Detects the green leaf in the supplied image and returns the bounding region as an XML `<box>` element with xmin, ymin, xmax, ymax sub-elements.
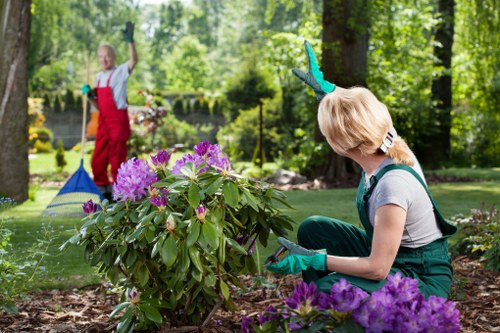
<box><xmin>241</xmin><ymin>189</ymin><xmax>260</xmax><ymax>211</ymax></box>
<box><xmin>219</xmin><ymin>280</ymin><xmax>230</xmax><ymax>300</ymax></box>
<box><xmin>204</xmin><ymin>273</ymin><xmax>216</xmax><ymax>288</ymax></box>
<box><xmin>139</xmin><ymin>211</ymin><xmax>156</xmax><ymax>225</ymax></box>
<box><xmin>204</xmin><ymin>176</ymin><xmax>224</xmax><ymax>195</ymax></box>
<box><xmin>116</xmin><ymin>308</ymin><xmax>134</xmax><ymax>333</ymax></box>
<box><xmin>188</xmin><ymin>183</ymin><xmax>201</xmax><ymax>208</ymax></box>
<box><xmin>201</xmin><ymin>221</ymin><xmax>219</xmax><ymax>250</ymax></box>
<box><xmin>126</xmin><ymin>249</ymin><xmax>137</xmax><ymax>267</ymax></box>
<box><xmin>161</xmin><ymin>235</ymin><xmax>178</xmax><ymax>267</ymax></box>
<box><xmin>135</xmin><ymin>264</ymin><xmax>149</xmax><ymax>286</ymax></box>
<box><xmin>126</xmin><ymin>227</ymin><xmax>144</xmax><ymax>243</ymax></box>
<box><xmin>151</xmin><ymin>234</ymin><xmax>166</xmax><ymax>258</ymax></box>
<box><xmin>218</xmin><ymin>235</ymin><xmax>226</xmax><ymax>263</ymax></box>
<box><xmin>186</xmin><ymin>221</ymin><xmax>201</xmax><ymax>247</ymax></box>
<box><xmin>139</xmin><ymin>304</ymin><xmax>163</xmax><ymax>324</ymax></box>
<box><xmin>226</xmin><ymin>238</ymin><xmax>248</xmax><ymax>255</ymax></box>
<box><xmin>223</xmin><ymin>181</ymin><xmax>239</xmax><ymax>208</ymax></box>
<box><xmin>188</xmin><ymin>246</ymin><xmax>203</xmax><ymax>272</ymax></box>
<box><xmin>110</xmin><ymin>302</ymin><xmax>131</xmax><ymax>319</ymax></box>
<box><xmin>168</xmin><ymin>179</ymin><xmax>190</xmax><ymax>190</ymax></box>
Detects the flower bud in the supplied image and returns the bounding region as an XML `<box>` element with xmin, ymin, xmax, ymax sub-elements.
<box><xmin>195</xmin><ymin>204</ymin><xmax>207</xmax><ymax>222</ymax></box>
<box><xmin>82</xmin><ymin>199</ymin><xmax>98</xmax><ymax>215</ymax></box>
<box><xmin>165</xmin><ymin>215</ymin><xmax>176</xmax><ymax>233</ymax></box>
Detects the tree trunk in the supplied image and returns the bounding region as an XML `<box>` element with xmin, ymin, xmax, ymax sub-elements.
<box><xmin>0</xmin><ymin>0</ymin><xmax>31</xmax><ymax>202</ymax></box>
<box><xmin>422</xmin><ymin>0</ymin><xmax>454</xmax><ymax>168</ymax></box>
<box><xmin>312</xmin><ymin>0</ymin><xmax>369</xmax><ymax>181</ymax></box>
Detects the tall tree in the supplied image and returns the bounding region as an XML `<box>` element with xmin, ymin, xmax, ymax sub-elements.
<box><xmin>314</xmin><ymin>0</ymin><xmax>370</xmax><ymax>181</ymax></box>
<box><xmin>423</xmin><ymin>0</ymin><xmax>455</xmax><ymax>168</ymax></box>
<box><xmin>0</xmin><ymin>0</ymin><xmax>31</xmax><ymax>202</ymax></box>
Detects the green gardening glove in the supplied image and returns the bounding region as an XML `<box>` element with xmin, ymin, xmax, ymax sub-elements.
<box><xmin>81</xmin><ymin>84</ymin><xmax>95</xmax><ymax>100</ymax></box>
<box><xmin>265</xmin><ymin>237</ymin><xmax>327</xmax><ymax>274</ymax></box>
<box><xmin>292</xmin><ymin>40</ymin><xmax>336</xmax><ymax>100</ymax></box>
<box><xmin>122</xmin><ymin>21</ymin><xmax>134</xmax><ymax>43</ymax></box>
<box><xmin>266</xmin><ymin>253</ymin><xmax>326</xmax><ymax>275</ymax></box>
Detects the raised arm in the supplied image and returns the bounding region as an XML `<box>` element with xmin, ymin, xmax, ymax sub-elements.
<box><xmin>123</xmin><ymin>21</ymin><xmax>138</xmax><ymax>73</ymax></box>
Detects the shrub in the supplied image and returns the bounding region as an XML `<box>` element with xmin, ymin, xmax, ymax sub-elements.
<box><xmin>55</xmin><ymin>139</ymin><xmax>67</xmax><ymax>172</ymax></box>
<box><xmin>451</xmin><ymin>205</ymin><xmax>499</xmax><ymax>271</ymax></box>
<box><xmin>243</xmin><ymin>273</ymin><xmax>461</xmax><ymax>333</ymax></box>
<box><xmin>63</xmin><ymin>142</ymin><xmax>294</xmax><ymax>331</ymax></box>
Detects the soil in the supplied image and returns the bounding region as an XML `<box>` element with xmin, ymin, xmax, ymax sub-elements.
<box><xmin>0</xmin><ymin>256</ymin><xmax>498</xmax><ymax>333</ymax></box>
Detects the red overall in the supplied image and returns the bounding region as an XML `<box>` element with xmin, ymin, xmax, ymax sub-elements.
<box><xmin>91</xmin><ymin>69</ymin><xmax>131</xmax><ymax>187</ymax></box>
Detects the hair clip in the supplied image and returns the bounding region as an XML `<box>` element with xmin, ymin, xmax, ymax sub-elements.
<box><xmin>379</xmin><ymin>126</ymin><xmax>397</xmax><ymax>153</ymax></box>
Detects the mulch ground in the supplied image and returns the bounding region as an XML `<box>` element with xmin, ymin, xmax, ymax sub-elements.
<box><xmin>0</xmin><ymin>256</ymin><xmax>498</xmax><ymax>333</ymax></box>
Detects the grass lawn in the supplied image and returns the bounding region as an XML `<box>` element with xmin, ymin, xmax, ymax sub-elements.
<box><xmin>3</xmin><ymin>157</ymin><xmax>499</xmax><ymax>290</ymax></box>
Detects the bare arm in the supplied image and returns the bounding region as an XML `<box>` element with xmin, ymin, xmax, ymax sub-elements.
<box><xmin>127</xmin><ymin>42</ymin><xmax>138</xmax><ymax>73</ymax></box>
<box><xmin>325</xmin><ymin>204</ymin><xmax>406</xmax><ymax>280</ymax></box>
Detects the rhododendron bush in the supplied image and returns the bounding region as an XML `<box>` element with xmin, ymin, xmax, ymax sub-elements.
<box><xmin>62</xmin><ymin>142</ymin><xmax>293</xmax><ymax>331</ymax></box>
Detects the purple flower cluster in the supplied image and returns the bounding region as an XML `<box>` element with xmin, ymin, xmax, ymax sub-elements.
<box><xmin>329</xmin><ymin>278</ymin><xmax>369</xmax><ymax>312</ymax></box>
<box><xmin>352</xmin><ymin>272</ymin><xmax>461</xmax><ymax>333</ymax></box>
<box><xmin>242</xmin><ymin>273</ymin><xmax>461</xmax><ymax>333</ymax></box>
<box><xmin>171</xmin><ymin>141</ymin><xmax>231</xmax><ymax>175</ymax></box>
<box><xmin>150</xmin><ymin>149</ymin><xmax>171</xmax><ymax>167</ymax></box>
<box><xmin>82</xmin><ymin>199</ymin><xmax>98</xmax><ymax>215</ymax></box>
<box><xmin>113</xmin><ymin>158</ymin><xmax>158</xmax><ymax>202</ymax></box>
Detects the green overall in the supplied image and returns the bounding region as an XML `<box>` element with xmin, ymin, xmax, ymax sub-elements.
<box><xmin>297</xmin><ymin>164</ymin><xmax>457</xmax><ymax>298</ymax></box>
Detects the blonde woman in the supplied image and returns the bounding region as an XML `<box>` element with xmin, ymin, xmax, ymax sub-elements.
<box><xmin>266</xmin><ymin>41</ymin><xmax>456</xmax><ymax>298</ymax></box>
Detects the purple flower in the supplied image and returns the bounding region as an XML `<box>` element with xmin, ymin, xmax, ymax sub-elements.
<box><xmin>235</xmin><ymin>233</ymin><xmax>250</xmax><ymax>246</ymax></box>
<box><xmin>171</xmin><ymin>153</ymin><xmax>205</xmax><ymax>175</ymax></box>
<box><xmin>173</xmin><ymin>141</ymin><xmax>232</xmax><ymax>175</ymax></box>
<box><xmin>150</xmin><ymin>149</ymin><xmax>171</xmax><ymax>166</ymax></box>
<box><xmin>329</xmin><ymin>278</ymin><xmax>369</xmax><ymax>312</ymax></box>
<box><xmin>113</xmin><ymin>158</ymin><xmax>158</xmax><ymax>202</ymax></box>
<box><xmin>82</xmin><ymin>199</ymin><xmax>98</xmax><ymax>215</ymax></box>
<box><xmin>195</xmin><ymin>204</ymin><xmax>207</xmax><ymax>221</ymax></box>
<box><xmin>127</xmin><ymin>288</ymin><xmax>140</xmax><ymax>304</ymax></box>
<box><xmin>257</xmin><ymin>305</ymin><xmax>278</xmax><ymax>325</ymax></box>
<box><xmin>149</xmin><ymin>187</ymin><xmax>169</xmax><ymax>209</ymax></box>
<box><xmin>285</xmin><ymin>282</ymin><xmax>331</xmax><ymax>314</ymax></box>
<box><xmin>194</xmin><ymin>141</ymin><xmax>211</xmax><ymax>156</ymax></box>
<box><xmin>351</xmin><ymin>273</ymin><xmax>461</xmax><ymax>333</ymax></box>
<box><xmin>241</xmin><ymin>316</ymin><xmax>253</xmax><ymax>333</ymax></box>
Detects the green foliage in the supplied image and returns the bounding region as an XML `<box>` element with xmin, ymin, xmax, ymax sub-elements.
<box><xmin>451</xmin><ymin>0</ymin><xmax>500</xmax><ymax>167</ymax></box>
<box><xmin>276</xmin><ymin>128</ymin><xmax>329</xmax><ymax>175</ymax></box>
<box><xmin>368</xmin><ymin>1</ymin><xmax>436</xmax><ymax>152</ymax></box>
<box><xmin>172</xmin><ymin>98</ymin><xmax>185</xmax><ymax>116</ymax></box>
<box><xmin>225</xmin><ymin>61</ymin><xmax>276</xmax><ymax>121</ymax></box>
<box><xmin>155</xmin><ymin>113</ymin><xmax>199</xmax><ymax>149</ymax></box>
<box><xmin>0</xmin><ymin>198</ymin><xmax>54</xmax><ymax>313</ymax></box>
<box><xmin>53</xmin><ymin>94</ymin><xmax>63</xmax><ymax>113</ymax></box>
<box><xmin>63</xmin><ymin>89</ymin><xmax>76</xmax><ymax>112</ymax></box>
<box><xmin>55</xmin><ymin>139</ymin><xmax>67</xmax><ymax>172</ymax></box>
<box><xmin>30</xmin><ymin>127</ymin><xmax>54</xmax><ymax>153</ymax></box>
<box><xmin>63</xmin><ymin>162</ymin><xmax>294</xmax><ymax>329</ymax></box>
<box><xmin>217</xmin><ymin>107</ymin><xmax>282</xmax><ymax>162</ymax></box>
<box><xmin>166</xmin><ymin>36</ymin><xmax>211</xmax><ymax>91</ymax></box>
<box><xmin>451</xmin><ymin>205</ymin><xmax>499</xmax><ymax>271</ymax></box>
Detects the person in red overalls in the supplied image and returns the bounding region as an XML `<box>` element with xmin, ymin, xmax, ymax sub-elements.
<box><xmin>82</xmin><ymin>21</ymin><xmax>138</xmax><ymax>201</ymax></box>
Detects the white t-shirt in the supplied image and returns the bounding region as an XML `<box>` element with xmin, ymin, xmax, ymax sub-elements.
<box><xmin>365</xmin><ymin>155</ymin><xmax>443</xmax><ymax>248</ymax></box>
<box><xmin>95</xmin><ymin>62</ymin><xmax>131</xmax><ymax>110</ymax></box>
